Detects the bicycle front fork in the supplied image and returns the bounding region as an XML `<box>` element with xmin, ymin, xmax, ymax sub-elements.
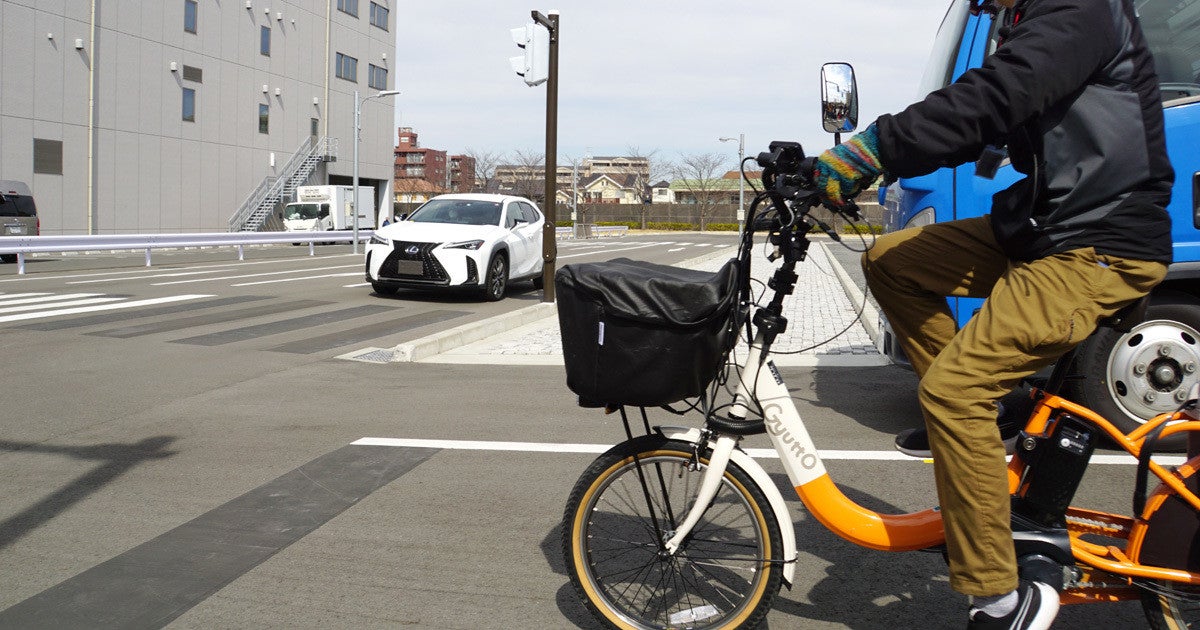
<box><xmin>662</xmin><ymin>433</ymin><xmax>739</xmax><ymax>554</ymax></box>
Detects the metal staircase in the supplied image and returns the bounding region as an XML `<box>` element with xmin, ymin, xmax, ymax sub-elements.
<box><xmin>228</xmin><ymin>136</ymin><xmax>339</xmax><ymax>232</ymax></box>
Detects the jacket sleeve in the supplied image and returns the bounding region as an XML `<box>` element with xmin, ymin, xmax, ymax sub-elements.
<box><xmin>875</xmin><ymin>0</ymin><xmax>1121</xmax><ymax>178</ymax></box>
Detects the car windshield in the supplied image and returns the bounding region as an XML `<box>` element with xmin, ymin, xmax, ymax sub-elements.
<box><xmin>286</xmin><ymin>203</ymin><xmax>324</xmax><ymax>220</ymax></box>
<box><xmin>407</xmin><ymin>199</ymin><xmax>502</xmax><ymax>226</ymax></box>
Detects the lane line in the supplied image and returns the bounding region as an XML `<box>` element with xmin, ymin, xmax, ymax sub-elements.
<box><xmin>351</xmin><ymin>437</ymin><xmax>1186</xmax><ymax>466</ymax></box>
<box><xmin>667</xmin><ymin>247</ymin><xmax>685</xmax><ymax>252</ymax></box>
<box><xmin>231</xmin><ymin>271</ymin><xmax>362</xmax><ymax>287</ymax></box>
<box><xmin>151</xmin><ymin>264</ymin><xmax>361</xmax><ymax>286</ymax></box>
<box><xmin>0</xmin><ymin>294</ymin><xmax>214</xmax><ymax>324</ymax></box>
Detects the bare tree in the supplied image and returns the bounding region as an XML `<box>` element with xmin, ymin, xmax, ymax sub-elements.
<box><xmin>507</xmin><ymin>148</ymin><xmax>545</xmax><ymax>203</ymax></box>
<box><xmin>463</xmin><ymin>148</ymin><xmax>503</xmax><ymax>193</ymax></box>
<box><xmin>625</xmin><ymin>145</ymin><xmax>666</xmax><ymax>229</ymax></box>
<box><xmin>666</xmin><ymin>152</ymin><xmax>730</xmax><ymax>231</ymax></box>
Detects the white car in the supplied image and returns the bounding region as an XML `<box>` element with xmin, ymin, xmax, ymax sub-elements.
<box><xmin>365</xmin><ymin>194</ymin><xmax>545</xmax><ymax>301</ymax></box>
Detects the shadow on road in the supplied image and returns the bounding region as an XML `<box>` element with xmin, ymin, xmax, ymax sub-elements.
<box><xmin>0</xmin><ymin>436</ymin><xmax>177</xmax><ymax>550</ymax></box>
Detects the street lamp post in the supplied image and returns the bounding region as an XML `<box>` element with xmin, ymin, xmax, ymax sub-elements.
<box><xmin>719</xmin><ymin>133</ymin><xmax>745</xmax><ymax>234</ymax></box>
<box><xmin>353</xmin><ymin>89</ymin><xmax>401</xmax><ymax>254</ymax></box>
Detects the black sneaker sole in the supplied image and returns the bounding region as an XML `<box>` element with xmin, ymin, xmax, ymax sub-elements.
<box><xmin>894</xmin><ymin>427</ymin><xmax>1019</xmax><ymax>458</ymax></box>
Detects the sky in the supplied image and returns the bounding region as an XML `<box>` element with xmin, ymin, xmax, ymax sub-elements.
<box><xmin>391</xmin><ymin>1</ymin><xmax>953</xmax><ymax>171</ymax></box>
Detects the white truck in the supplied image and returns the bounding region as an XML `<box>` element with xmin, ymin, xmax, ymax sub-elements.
<box><xmin>281</xmin><ymin>185</ymin><xmax>374</xmax><ymax>232</ymax></box>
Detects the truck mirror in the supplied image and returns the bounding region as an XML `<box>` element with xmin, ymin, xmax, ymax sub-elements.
<box><xmin>820</xmin><ymin>62</ymin><xmax>859</xmax><ymax>136</ymax></box>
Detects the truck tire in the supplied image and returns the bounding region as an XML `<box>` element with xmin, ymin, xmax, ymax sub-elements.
<box><xmin>1064</xmin><ymin>291</ymin><xmax>1200</xmax><ymax>451</ymax></box>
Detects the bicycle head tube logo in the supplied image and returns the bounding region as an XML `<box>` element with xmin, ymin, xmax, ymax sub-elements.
<box><xmin>767</xmin><ymin>361</ymin><xmax>784</xmax><ymax>385</ymax></box>
<box><xmin>763</xmin><ymin>402</ymin><xmax>819</xmax><ymax>470</ymax></box>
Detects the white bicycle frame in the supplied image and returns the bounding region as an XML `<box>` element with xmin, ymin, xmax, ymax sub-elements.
<box><xmin>659</xmin><ymin>329</ymin><xmax>946</xmax><ymax>585</ymax></box>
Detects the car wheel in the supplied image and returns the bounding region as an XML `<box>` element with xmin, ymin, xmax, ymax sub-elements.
<box><xmin>371</xmin><ymin>282</ymin><xmax>399</xmax><ymax>296</ymax></box>
<box><xmin>532</xmin><ymin>267</ymin><xmax>545</xmax><ymax>291</ymax></box>
<box><xmin>483</xmin><ymin>253</ymin><xmax>507</xmax><ymax>302</ymax></box>
<box><xmin>1064</xmin><ymin>291</ymin><xmax>1200</xmax><ymax>451</ymax></box>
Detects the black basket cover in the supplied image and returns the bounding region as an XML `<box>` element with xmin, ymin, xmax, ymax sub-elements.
<box><xmin>555</xmin><ymin>257</ymin><xmax>740</xmax><ymax>407</ymax></box>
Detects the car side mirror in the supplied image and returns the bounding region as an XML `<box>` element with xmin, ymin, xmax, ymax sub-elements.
<box><xmin>820</xmin><ymin>62</ymin><xmax>859</xmax><ymax>139</ymax></box>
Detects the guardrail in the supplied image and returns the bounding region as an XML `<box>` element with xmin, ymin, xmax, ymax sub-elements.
<box><xmin>0</xmin><ymin>230</ymin><xmax>374</xmax><ymax>275</ymax></box>
<box><xmin>555</xmin><ymin>225</ymin><xmax>628</xmax><ymax>239</ymax></box>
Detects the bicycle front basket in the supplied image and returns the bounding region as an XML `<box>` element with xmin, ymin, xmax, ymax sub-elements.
<box><xmin>555</xmin><ymin>257</ymin><xmax>741</xmax><ymax>408</ymax></box>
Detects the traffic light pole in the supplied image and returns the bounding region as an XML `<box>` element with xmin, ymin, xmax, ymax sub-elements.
<box><xmin>533</xmin><ymin>10</ymin><xmax>558</xmax><ymax>303</ymax></box>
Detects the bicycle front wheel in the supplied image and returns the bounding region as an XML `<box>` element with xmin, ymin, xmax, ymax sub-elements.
<box><xmin>562</xmin><ymin>436</ymin><xmax>784</xmax><ymax>629</ymax></box>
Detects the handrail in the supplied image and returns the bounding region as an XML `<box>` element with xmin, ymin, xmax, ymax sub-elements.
<box><xmin>0</xmin><ymin>230</ymin><xmax>374</xmax><ymax>275</ymax></box>
<box><xmin>227</xmin><ymin>136</ymin><xmax>335</xmax><ymax>232</ymax></box>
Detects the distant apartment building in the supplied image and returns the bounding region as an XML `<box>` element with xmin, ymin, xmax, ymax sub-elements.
<box><xmin>494</xmin><ymin>156</ymin><xmax>651</xmax><ymax>203</ymax></box>
<box><xmin>392</xmin><ymin>127</ymin><xmax>475</xmax><ymax>198</ymax></box>
<box><xmin>0</xmin><ymin>0</ymin><xmax>398</xmax><ymax>234</ymax></box>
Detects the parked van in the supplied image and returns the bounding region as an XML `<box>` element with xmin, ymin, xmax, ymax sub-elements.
<box><xmin>0</xmin><ymin>181</ymin><xmax>39</xmax><ymax>263</ymax></box>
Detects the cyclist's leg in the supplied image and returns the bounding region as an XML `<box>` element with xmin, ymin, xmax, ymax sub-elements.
<box><xmin>861</xmin><ymin>216</ymin><xmax>1006</xmax><ymax>377</ymax></box>
<box><xmin>919</xmin><ymin>247</ymin><xmax>1167</xmax><ymax>597</ymax></box>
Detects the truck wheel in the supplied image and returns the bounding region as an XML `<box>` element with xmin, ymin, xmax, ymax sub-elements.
<box><xmin>1064</xmin><ymin>291</ymin><xmax>1200</xmax><ymax>451</ymax></box>
<box><xmin>483</xmin><ymin>253</ymin><xmax>507</xmax><ymax>302</ymax></box>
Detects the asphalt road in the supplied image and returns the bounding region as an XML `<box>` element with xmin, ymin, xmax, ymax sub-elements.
<box><xmin>0</xmin><ymin>234</ymin><xmax>1165</xmax><ymax>629</ymax></box>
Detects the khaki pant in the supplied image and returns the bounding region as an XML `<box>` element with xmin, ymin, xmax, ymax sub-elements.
<box><xmin>862</xmin><ymin>215</ymin><xmax>1166</xmax><ymax>596</ymax></box>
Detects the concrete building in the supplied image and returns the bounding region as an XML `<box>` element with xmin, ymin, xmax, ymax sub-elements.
<box><xmin>0</xmin><ymin>0</ymin><xmax>398</xmax><ymax>234</ymax></box>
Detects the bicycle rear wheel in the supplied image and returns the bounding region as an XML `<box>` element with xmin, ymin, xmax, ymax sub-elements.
<box><xmin>1134</xmin><ymin>462</ymin><xmax>1200</xmax><ymax>629</ymax></box>
<box><xmin>561</xmin><ymin>435</ymin><xmax>783</xmax><ymax>629</ymax></box>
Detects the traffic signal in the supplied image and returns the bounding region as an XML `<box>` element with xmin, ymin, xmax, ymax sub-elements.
<box><xmin>509</xmin><ymin>23</ymin><xmax>548</xmax><ymax>87</ymax></box>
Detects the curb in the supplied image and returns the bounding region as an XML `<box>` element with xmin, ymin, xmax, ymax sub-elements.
<box><xmin>817</xmin><ymin>241</ymin><xmax>880</xmax><ymax>344</ymax></box>
<box><xmin>388</xmin><ymin>302</ymin><xmax>558</xmax><ymax>362</ymax></box>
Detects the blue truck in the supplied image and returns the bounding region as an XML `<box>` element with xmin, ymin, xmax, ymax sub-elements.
<box><xmin>878</xmin><ymin>0</ymin><xmax>1200</xmax><ymax>437</ymax></box>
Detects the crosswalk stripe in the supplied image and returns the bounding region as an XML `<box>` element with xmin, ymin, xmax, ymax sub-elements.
<box><xmin>0</xmin><ymin>296</ymin><xmax>127</xmax><ymax>315</ymax></box>
<box><xmin>0</xmin><ymin>295</ymin><xmax>215</xmax><ymax>324</ymax></box>
<box><xmin>0</xmin><ymin>293</ymin><xmax>99</xmax><ymax>306</ymax></box>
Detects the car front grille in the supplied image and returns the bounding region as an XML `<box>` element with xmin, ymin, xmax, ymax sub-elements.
<box><xmin>378</xmin><ymin>241</ymin><xmax>448</xmax><ymax>282</ymax></box>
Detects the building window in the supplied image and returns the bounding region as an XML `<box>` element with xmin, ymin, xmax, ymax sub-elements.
<box><xmin>260</xmin><ymin>26</ymin><xmax>270</xmax><ymax>56</ymax></box>
<box><xmin>335</xmin><ymin>52</ymin><xmax>357</xmax><ymax>81</ymax></box>
<box><xmin>311</xmin><ymin>117</ymin><xmax>319</xmax><ymax>137</ymax></box>
<box><xmin>182</xmin><ymin>88</ymin><xmax>196</xmax><ymax>121</ymax></box>
<box><xmin>337</xmin><ymin>0</ymin><xmax>358</xmax><ymax>17</ymax></box>
<box><xmin>368</xmin><ymin>64</ymin><xmax>387</xmax><ymax>90</ymax></box>
<box><xmin>184</xmin><ymin>0</ymin><xmax>198</xmax><ymax>33</ymax></box>
<box><xmin>33</xmin><ymin>139</ymin><xmax>63</xmax><ymax>175</ymax></box>
<box><xmin>258</xmin><ymin>104</ymin><xmax>269</xmax><ymax>134</ymax></box>
<box><xmin>369</xmin><ymin>2</ymin><xmax>388</xmax><ymax>30</ymax></box>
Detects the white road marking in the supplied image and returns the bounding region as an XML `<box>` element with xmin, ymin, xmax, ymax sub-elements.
<box><xmin>343</xmin><ymin>282</ymin><xmax>371</xmax><ymax>288</ymax></box>
<box><xmin>351</xmin><ymin>437</ymin><xmax>1185</xmax><ymax>465</ymax></box>
<box><xmin>68</xmin><ymin>270</ymin><xmax>229</xmax><ymax>284</ymax></box>
<box><xmin>558</xmin><ymin>242</ymin><xmax>673</xmax><ymax>260</ymax></box>
<box><xmin>0</xmin><ymin>294</ymin><xmax>214</xmax><ymax>323</ymax></box>
<box><xmin>667</xmin><ymin>247</ymin><xmax>685</xmax><ymax>252</ymax></box>
<box><xmin>232</xmin><ymin>272</ymin><xmax>362</xmax><ymax>287</ymax></box>
<box><xmin>151</xmin><ymin>264</ymin><xmax>361</xmax><ymax>286</ymax></box>
<box><xmin>0</xmin><ymin>296</ymin><xmax>126</xmax><ymax>314</ymax></box>
<box><xmin>0</xmin><ymin>292</ymin><xmax>104</xmax><ymax>306</ymax></box>
<box><xmin>0</xmin><ymin>254</ymin><xmax>361</xmax><ymax>283</ymax></box>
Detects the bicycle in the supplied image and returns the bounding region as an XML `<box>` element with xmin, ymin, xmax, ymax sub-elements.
<box><xmin>557</xmin><ymin>140</ymin><xmax>1200</xmax><ymax>629</ymax></box>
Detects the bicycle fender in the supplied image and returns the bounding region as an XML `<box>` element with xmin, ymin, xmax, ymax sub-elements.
<box><xmin>658</xmin><ymin>425</ymin><xmax>799</xmax><ymax>587</ymax></box>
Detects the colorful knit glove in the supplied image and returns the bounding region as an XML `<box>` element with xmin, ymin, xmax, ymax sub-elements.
<box><xmin>813</xmin><ymin>123</ymin><xmax>884</xmax><ymax>209</ymax></box>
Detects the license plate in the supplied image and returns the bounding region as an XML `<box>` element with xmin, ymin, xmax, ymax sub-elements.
<box><xmin>5</xmin><ymin>226</ymin><xmax>22</xmax><ymax>235</ymax></box>
<box><xmin>397</xmin><ymin>260</ymin><xmax>424</xmax><ymax>275</ymax></box>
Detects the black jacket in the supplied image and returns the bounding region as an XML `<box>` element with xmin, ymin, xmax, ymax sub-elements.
<box><xmin>876</xmin><ymin>0</ymin><xmax>1173</xmax><ymax>263</ymax></box>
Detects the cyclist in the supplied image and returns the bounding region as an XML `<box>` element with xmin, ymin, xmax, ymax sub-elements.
<box><xmin>813</xmin><ymin>0</ymin><xmax>1173</xmax><ymax>627</ymax></box>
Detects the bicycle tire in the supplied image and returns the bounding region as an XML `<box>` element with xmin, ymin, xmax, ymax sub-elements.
<box><xmin>1135</xmin><ymin>462</ymin><xmax>1200</xmax><ymax>629</ymax></box>
<box><xmin>561</xmin><ymin>435</ymin><xmax>784</xmax><ymax>629</ymax></box>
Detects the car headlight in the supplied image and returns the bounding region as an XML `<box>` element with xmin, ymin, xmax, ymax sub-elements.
<box><xmin>369</xmin><ymin>234</ymin><xmax>390</xmax><ymax>246</ymax></box>
<box><xmin>444</xmin><ymin>239</ymin><xmax>485</xmax><ymax>250</ymax></box>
